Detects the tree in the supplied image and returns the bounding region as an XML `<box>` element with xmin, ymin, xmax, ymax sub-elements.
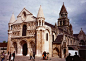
<box><xmin>3</xmin><ymin>41</ymin><xmax>7</xmax><ymax>43</ymax></box>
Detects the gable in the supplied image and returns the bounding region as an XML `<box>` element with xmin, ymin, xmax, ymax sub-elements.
<box><xmin>17</xmin><ymin>8</ymin><xmax>33</xmax><ymax>17</ymax></box>
<box><xmin>13</xmin><ymin>8</ymin><xmax>36</xmax><ymax>24</ymax></box>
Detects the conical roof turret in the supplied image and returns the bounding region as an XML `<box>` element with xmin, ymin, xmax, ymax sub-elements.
<box><xmin>60</xmin><ymin>2</ymin><xmax>67</xmax><ymax>14</ymax></box>
<box><xmin>9</xmin><ymin>13</ymin><xmax>16</xmax><ymax>23</ymax></box>
<box><xmin>37</xmin><ymin>5</ymin><xmax>44</xmax><ymax>18</ymax></box>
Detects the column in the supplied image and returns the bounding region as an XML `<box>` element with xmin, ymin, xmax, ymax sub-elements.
<box><xmin>17</xmin><ymin>41</ymin><xmax>22</xmax><ymax>56</ymax></box>
<box><xmin>36</xmin><ymin>30</ymin><xmax>42</xmax><ymax>56</ymax></box>
<box><xmin>38</xmin><ymin>20</ymin><xmax>39</xmax><ymax>26</ymax></box>
<box><xmin>41</xmin><ymin>20</ymin><xmax>42</xmax><ymax>26</ymax></box>
<box><xmin>62</xmin><ymin>21</ymin><xmax>63</xmax><ymax>25</ymax></box>
<box><xmin>59</xmin><ymin>21</ymin><xmax>60</xmax><ymax>26</ymax></box>
<box><xmin>27</xmin><ymin>42</ymin><xmax>31</xmax><ymax>56</ymax></box>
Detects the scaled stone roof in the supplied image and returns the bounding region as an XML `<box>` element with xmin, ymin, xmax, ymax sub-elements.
<box><xmin>45</xmin><ymin>22</ymin><xmax>55</xmax><ymax>28</ymax></box>
<box><xmin>53</xmin><ymin>35</ymin><xmax>63</xmax><ymax>44</ymax></box>
<box><xmin>37</xmin><ymin>5</ymin><xmax>44</xmax><ymax>18</ymax></box>
<box><xmin>60</xmin><ymin>3</ymin><xmax>67</xmax><ymax>14</ymax></box>
<box><xmin>9</xmin><ymin>13</ymin><xmax>16</xmax><ymax>23</ymax></box>
<box><xmin>73</xmin><ymin>34</ymin><xmax>79</xmax><ymax>39</ymax></box>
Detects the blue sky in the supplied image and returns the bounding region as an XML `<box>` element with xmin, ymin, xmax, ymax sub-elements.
<box><xmin>0</xmin><ymin>0</ymin><xmax>86</xmax><ymax>42</ymax></box>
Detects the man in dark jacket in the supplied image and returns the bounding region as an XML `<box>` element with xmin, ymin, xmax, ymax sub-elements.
<box><xmin>13</xmin><ymin>51</ymin><xmax>15</xmax><ymax>61</ymax></box>
<box><xmin>73</xmin><ymin>52</ymin><xmax>81</xmax><ymax>61</ymax></box>
<box><xmin>66</xmin><ymin>53</ymin><xmax>72</xmax><ymax>61</ymax></box>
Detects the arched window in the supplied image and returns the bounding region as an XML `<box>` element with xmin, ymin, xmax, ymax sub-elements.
<box><xmin>63</xmin><ymin>21</ymin><xmax>65</xmax><ymax>25</ymax></box>
<box><xmin>39</xmin><ymin>20</ymin><xmax>41</xmax><ymax>26</ymax></box>
<box><xmin>22</xmin><ymin>25</ymin><xmax>27</xmax><ymax>36</ymax></box>
<box><xmin>42</xmin><ymin>20</ymin><xmax>43</xmax><ymax>26</ymax></box>
<box><xmin>52</xmin><ymin>35</ymin><xmax>54</xmax><ymax>42</ymax></box>
<box><xmin>46</xmin><ymin>33</ymin><xmax>48</xmax><ymax>41</ymax></box>
<box><xmin>11</xmin><ymin>25</ymin><xmax>13</xmax><ymax>30</ymax></box>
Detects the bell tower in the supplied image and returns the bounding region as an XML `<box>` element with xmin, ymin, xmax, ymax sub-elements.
<box><xmin>58</xmin><ymin>3</ymin><xmax>70</xmax><ymax>32</ymax></box>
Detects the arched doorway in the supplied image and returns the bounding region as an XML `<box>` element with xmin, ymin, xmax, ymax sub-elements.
<box><xmin>68</xmin><ymin>47</ymin><xmax>74</xmax><ymax>50</ymax></box>
<box><xmin>23</xmin><ymin>43</ymin><xmax>27</xmax><ymax>56</ymax></box>
<box><xmin>63</xmin><ymin>49</ymin><xmax>66</xmax><ymax>57</ymax></box>
<box><xmin>13</xmin><ymin>42</ymin><xmax>17</xmax><ymax>53</ymax></box>
<box><xmin>20</xmin><ymin>40</ymin><xmax>27</xmax><ymax>56</ymax></box>
<box><xmin>80</xmin><ymin>40</ymin><xmax>85</xmax><ymax>45</ymax></box>
<box><xmin>53</xmin><ymin>47</ymin><xmax>59</xmax><ymax>57</ymax></box>
<box><xmin>22</xmin><ymin>25</ymin><xmax>27</xmax><ymax>36</ymax></box>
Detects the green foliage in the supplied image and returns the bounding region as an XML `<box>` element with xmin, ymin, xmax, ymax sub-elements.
<box><xmin>3</xmin><ymin>41</ymin><xmax>7</xmax><ymax>43</ymax></box>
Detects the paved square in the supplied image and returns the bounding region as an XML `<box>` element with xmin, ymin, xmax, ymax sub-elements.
<box><xmin>0</xmin><ymin>55</ymin><xmax>66</xmax><ymax>61</ymax></box>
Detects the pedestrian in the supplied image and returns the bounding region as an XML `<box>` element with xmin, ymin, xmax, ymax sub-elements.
<box><xmin>11</xmin><ymin>54</ymin><xmax>14</xmax><ymax>61</ymax></box>
<box><xmin>46</xmin><ymin>53</ymin><xmax>49</xmax><ymax>60</ymax></box>
<box><xmin>33</xmin><ymin>52</ymin><xmax>35</xmax><ymax>59</ymax></box>
<box><xmin>73</xmin><ymin>52</ymin><xmax>81</xmax><ymax>61</ymax></box>
<box><xmin>30</xmin><ymin>51</ymin><xmax>33</xmax><ymax>60</ymax></box>
<box><xmin>42</xmin><ymin>52</ymin><xmax>44</xmax><ymax>60</ymax></box>
<box><xmin>7</xmin><ymin>51</ymin><xmax>10</xmax><ymax>60</ymax></box>
<box><xmin>12</xmin><ymin>51</ymin><xmax>15</xmax><ymax>61</ymax></box>
<box><xmin>66</xmin><ymin>53</ymin><xmax>72</xmax><ymax>61</ymax></box>
<box><xmin>44</xmin><ymin>51</ymin><xmax>46</xmax><ymax>60</ymax></box>
<box><xmin>9</xmin><ymin>52</ymin><xmax>11</xmax><ymax>61</ymax></box>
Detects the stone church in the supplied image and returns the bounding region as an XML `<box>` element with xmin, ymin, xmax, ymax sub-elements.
<box><xmin>7</xmin><ymin>3</ymin><xmax>86</xmax><ymax>58</ymax></box>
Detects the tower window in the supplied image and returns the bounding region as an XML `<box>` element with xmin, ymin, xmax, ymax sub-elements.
<box><xmin>11</xmin><ymin>25</ymin><xmax>13</xmax><ymax>30</ymax></box>
<box><xmin>46</xmin><ymin>33</ymin><xmax>48</xmax><ymax>41</ymax></box>
<box><xmin>63</xmin><ymin>21</ymin><xmax>65</xmax><ymax>25</ymax></box>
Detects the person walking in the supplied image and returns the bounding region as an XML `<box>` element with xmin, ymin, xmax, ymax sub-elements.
<box><xmin>7</xmin><ymin>51</ymin><xmax>10</xmax><ymax>61</ymax></box>
<box><xmin>73</xmin><ymin>52</ymin><xmax>81</xmax><ymax>61</ymax></box>
<box><xmin>9</xmin><ymin>52</ymin><xmax>11</xmax><ymax>61</ymax></box>
<box><xmin>30</xmin><ymin>51</ymin><xmax>33</xmax><ymax>60</ymax></box>
<box><xmin>66</xmin><ymin>53</ymin><xmax>72</xmax><ymax>61</ymax></box>
<box><xmin>11</xmin><ymin>54</ymin><xmax>13</xmax><ymax>61</ymax></box>
<box><xmin>1</xmin><ymin>52</ymin><xmax>5</xmax><ymax>61</ymax></box>
<box><xmin>33</xmin><ymin>52</ymin><xmax>35</xmax><ymax>59</ymax></box>
<box><xmin>13</xmin><ymin>51</ymin><xmax>15</xmax><ymax>61</ymax></box>
<box><xmin>44</xmin><ymin>51</ymin><xmax>46</xmax><ymax>60</ymax></box>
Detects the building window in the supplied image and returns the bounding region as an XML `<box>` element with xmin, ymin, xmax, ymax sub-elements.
<box><xmin>11</xmin><ymin>25</ymin><xmax>13</xmax><ymax>30</ymax></box>
<box><xmin>60</xmin><ymin>21</ymin><xmax>62</xmax><ymax>26</ymax></box>
<box><xmin>22</xmin><ymin>25</ymin><xmax>27</xmax><ymax>36</ymax></box>
<box><xmin>52</xmin><ymin>35</ymin><xmax>54</xmax><ymax>42</ymax></box>
<box><xmin>42</xmin><ymin>20</ymin><xmax>43</xmax><ymax>26</ymax></box>
<box><xmin>39</xmin><ymin>20</ymin><xmax>41</xmax><ymax>26</ymax></box>
<box><xmin>46</xmin><ymin>33</ymin><xmax>48</xmax><ymax>41</ymax></box>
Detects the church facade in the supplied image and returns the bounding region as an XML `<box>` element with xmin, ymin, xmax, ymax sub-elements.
<box><xmin>7</xmin><ymin>3</ymin><xmax>86</xmax><ymax>58</ymax></box>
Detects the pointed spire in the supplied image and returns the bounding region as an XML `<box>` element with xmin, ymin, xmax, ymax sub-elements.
<box><xmin>9</xmin><ymin>13</ymin><xmax>16</xmax><ymax>23</ymax></box>
<box><xmin>60</xmin><ymin>2</ymin><xmax>67</xmax><ymax>14</ymax></box>
<box><xmin>37</xmin><ymin>5</ymin><xmax>44</xmax><ymax>18</ymax></box>
<box><xmin>55</xmin><ymin>22</ymin><xmax>57</xmax><ymax>26</ymax></box>
<box><xmin>79</xmin><ymin>28</ymin><xmax>85</xmax><ymax>35</ymax></box>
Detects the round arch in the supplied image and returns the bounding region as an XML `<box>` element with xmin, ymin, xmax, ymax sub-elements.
<box><xmin>53</xmin><ymin>47</ymin><xmax>60</xmax><ymax>57</ymax></box>
<box><xmin>20</xmin><ymin>40</ymin><xmax>27</xmax><ymax>56</ymax></box>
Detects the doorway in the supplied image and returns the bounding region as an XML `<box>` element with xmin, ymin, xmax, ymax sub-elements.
<box><xmin>23</xmin><ymin>43</ymin><xmax>27</xmax><ymax>56</ymax></box>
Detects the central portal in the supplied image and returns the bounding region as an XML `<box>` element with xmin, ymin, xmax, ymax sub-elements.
<box><xmin>23</xmin><ymin>43</ymin><xmax>27</xmax><ymax>56</ymax></box>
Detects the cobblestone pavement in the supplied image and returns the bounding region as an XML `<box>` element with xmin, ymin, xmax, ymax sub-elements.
<box><xmin>0</xmin><ymin>55</ymin><xmax>66</xmax><ymax>61</ymax></box>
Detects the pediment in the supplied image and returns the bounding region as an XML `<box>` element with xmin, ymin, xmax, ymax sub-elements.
<box><xmin>17</xmin><ymin>8</ymin><xmax>33</xmax><ymax>17</ymax></box>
